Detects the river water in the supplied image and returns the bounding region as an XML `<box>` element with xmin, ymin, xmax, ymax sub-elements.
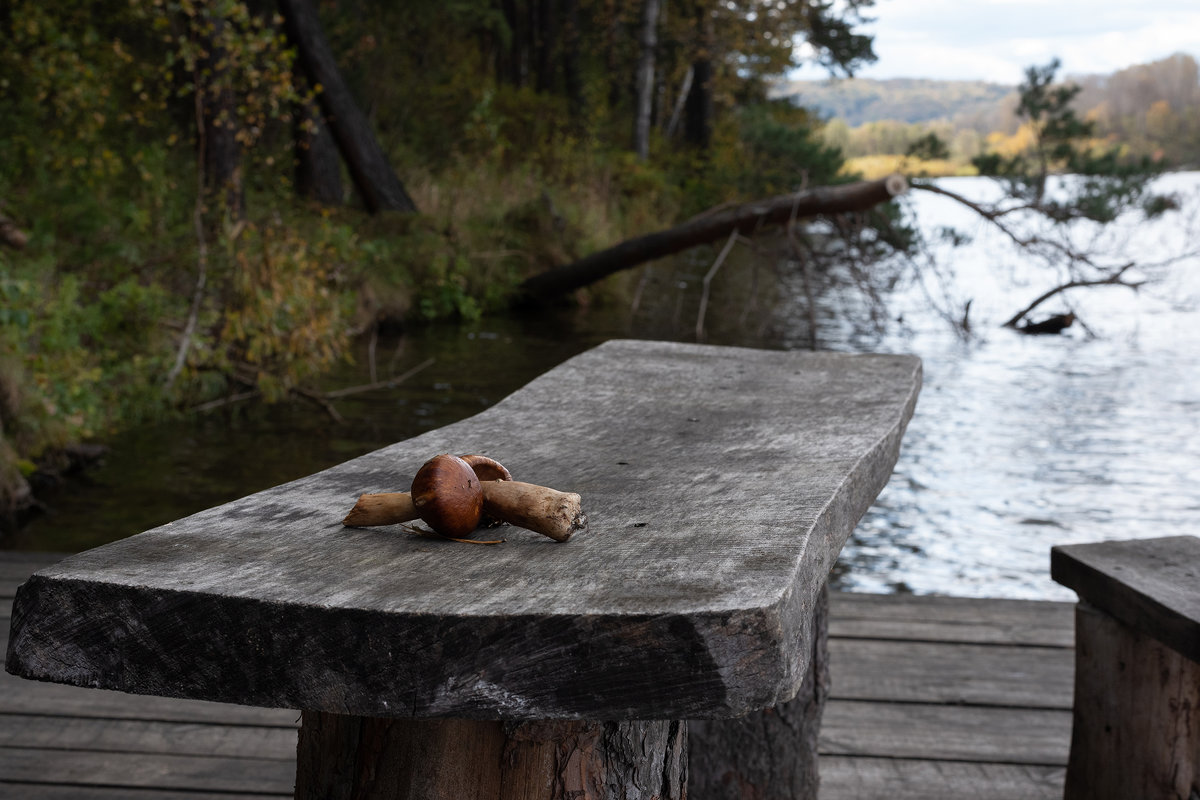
<box><xmin>13</xmin><ymin>173</ymin><xmax>1200</xmax><ymax>601</ymax></box>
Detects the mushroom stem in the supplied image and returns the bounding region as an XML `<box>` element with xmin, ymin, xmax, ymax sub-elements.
<box><xmin>342</xmin><ymin>492</ymin><xmax>416</xmax><ymax>527</ymax></box>
<box><xmin>342</xmin><ymin>481</ymin><xmax>586</xmax><ymax>542</ymax></box>
<box><xmin>480</xmin><ymin>481</ymin><xmax>587</xmax><ymax>542</ymax></box>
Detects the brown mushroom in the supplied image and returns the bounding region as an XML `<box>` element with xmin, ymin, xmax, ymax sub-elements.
<box><xmin>342</xmin><ymin>454</ymin><xmax>586</xmax><ymax>542</ymax></box>
<box><xmin>458</xmin><ymin>454</ymin><xmax>512</xmax><ymax>482</ymax></box>
<box><xmin>342</xmin><ymin>454</ymin><xmax>509</xmax><ymax>528</ymax></box>
<box><xmin>409</xmin><ymin>454</ymin><xmax>484</xmax><ymax>537</ymax></box>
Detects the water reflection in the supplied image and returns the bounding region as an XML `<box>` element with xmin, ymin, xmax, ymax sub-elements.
<box><xmin>14</xmin><ymin>174</ymin><xmax>1200</xmax><ymax>600</ymax></box>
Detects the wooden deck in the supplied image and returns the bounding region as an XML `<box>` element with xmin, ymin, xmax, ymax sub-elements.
<box><xmin>2</xmin><ymin>551</ymin><xmax>1074</xmax><ymax>799</ymax></box>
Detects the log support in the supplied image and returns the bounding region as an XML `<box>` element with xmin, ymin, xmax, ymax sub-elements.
<box><xmin>689</xmin><ymin>583</ymin><xmax>829</xmax><ymax>800</ymax></box>
<box><xmin>295</xmin><ymin>714</ymin><xmax>686</xmax><ymax>800</ymax></box>
<box><xmin>294</xmin><ymin>585</ymin><xmax>829</xmax><ymax>800</ymax></box>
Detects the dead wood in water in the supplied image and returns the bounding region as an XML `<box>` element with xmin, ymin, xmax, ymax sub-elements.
<box><xmin>515</xmin><ymin>174</ymin><xmax>908</xmax><ymax>304</ymax></box>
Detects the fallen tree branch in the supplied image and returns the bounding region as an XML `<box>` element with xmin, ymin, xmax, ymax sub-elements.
<box><xmin>321</xmin><ymin>357</ymin><xmax>435</xmax><ymax>398</ymax></box>
<box><xmin>1000</xmin><ymin>264</ymin><xmax>1143</xmax><ymax>328</ymax></box>
<box><xmin>695</xmin><ymin>229</ymin><xmax>739</xmax><ymax>341</ymax></box>
<box><xmin>912</xmin><ymin>180</ymin><xmax>1085</xmax><ymax>265</ymax></box>
<box><xmin>188</xmin><ymin>358</ymin><xmax>435</xmax><ymax>415</ymax></box>
<box><xmin>165</xmin><ymin>82</ymin><xmax>210</xmax><ymax>391</ymax></box>
<box><xmin>291</xmin><ymin>386</ymin><xmax>345</xmax><ymax>423</ymax></box>
<box><xmin>515</xmin><ymin>174</ymin><xmax>908</xmax><ymax>304</ymax></box>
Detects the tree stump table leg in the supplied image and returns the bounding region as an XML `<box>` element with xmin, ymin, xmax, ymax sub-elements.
<box><xmin>1064</xmin><ymin>601</ymin><xmax>1200</xmax><ymax>800</ymax></box>
<box><xmin>688</xmin><ymin>583</ymin><xmax>830</xmax><ymax>800</ymax></box>
<box><xmin>294</xmin><ymin>713</ymin><xmax>687</xmax><ymax>800</ymax></box>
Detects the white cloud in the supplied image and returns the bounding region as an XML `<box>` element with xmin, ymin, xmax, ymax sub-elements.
<box><xmin>794</xmin><ymin>0</ymin><xmax>1200</xmax><ymax>82</ymax></box>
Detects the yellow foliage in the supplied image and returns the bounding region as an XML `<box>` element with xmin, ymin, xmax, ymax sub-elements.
<box><xmin>841</xmin><ymin>154</ymin><xmax>976</xmax><ymax>180</ymax></box>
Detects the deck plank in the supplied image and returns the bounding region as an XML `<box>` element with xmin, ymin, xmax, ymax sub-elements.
<box><xmin>0</xmin><ymin>786</ymin><xmax>288</xmax><ymax>800</ymax></box>
<box><xmin>820</xmin><ymin>700</ymin><xmax>1071</xmax><ymax>765</ymax></box>
<box><xmin>0</xmin><ymin>676</ymin><xmax>299</xmax><ymax>727</ymax></box>
<box><xmin>0</xmin><ymin>713</ymin><xmax>295</xmax><ymax>759</ymax></box>
<box><xmin>829</xmin><ymin>637</ymin><xmax>1074</xmax><ymax>709</ymax></box>
<box><xmin>830</xmin><ymin>593</ymin><xmax>1074</xmax><ymax>648</ymax></box>
<box><xmin>0</xmin><ymin>747</ymin><xmax>294</xmax><ymax>794</ymax></box>
<box><xmin>820</xmin><ymin>757</ymin><xmax>1066</xmax><ymax>800</ymax></box>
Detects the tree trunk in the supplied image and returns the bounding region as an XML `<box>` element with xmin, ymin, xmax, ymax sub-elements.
<box><xmin>605</xmin><ymin>0</ymin><xmax>625</xmax><ymax>110</ymax></box>
<box><xmin>633</xmin><ymin>0</ymin><xmax>660</xmax><ymax>159</ymax></box>
<box><xmin>199</xmin><ymin>13</ymin><xmax>244</xmax><ymax>219</ymax></box>
<box><xmin>689</xmin><ymin>584</ymin><xmax>830</xmax><ymax>800</ymax></box>
<box><xmin>683</xmin><ymin>6</ymin><xmax>714</xmax><ymax>149</ymax></box>
<box><xmin>533</xmin><ymin>0</ymin><xmax>557</xmax><ymax>94</ymax></box>
<box><xmin>562</xmin><ymin>0</ymin><xmax>583</xmax><ymax>122</ymax></box>
<box><xmin>498</xmin><ymin>0</ymin><xmax>523</xmax><ymax>85</ymax></box>
<box><xmin>294</xmin><ymin>714</ymin><xmax>687</xmax><ymax>800</ymax></box>
<box><xmin>516</xmin><ymin>174</ymin><xmax>908</xmax><ymax>303</ymax></box>
<box><xmin>294</xmin><ymin>87</ymin><xmax>344</xmax><ymax>206</ymax></box>
<box><xmin>278</xmin><ymin>0</ymin><xmax>417</xmax><ymax>214</ymax></box>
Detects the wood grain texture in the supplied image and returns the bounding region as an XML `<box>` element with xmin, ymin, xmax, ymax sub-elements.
<box><xmin>6</xmin><ymin>341</ymin><xmax>921</xmax><ymax>720</ymax></box>
<box><xmin>1064</xmin><ymin>602</ymin><xmax>1200</xmax><ymax>800</ymax></box>
<box><xmin>0</xmin><ymin>746</ymin><xmax>294</xmax><ymax>793</ymax></box>
<box><xmin>820</xmin><ymin>757</ymin><xmax>1065</xmax><ymax>800</ymax></box>
<box><xmin>294</xmin><ymin>713</ymin><xmax>686</xmax><ymax>800</ymax></box>
<box><xmin>0</xmin><ymin>786</ymin><xmax>288</xmax><ymax>800</ymax></box>
<box><xmin>0</xmin><ymin>652</ymin><xmax>297</xmax><ymax>726</ymax></box>
<box><xmin>1052</xmin><ymin>535</ymin><xmax>1200</xmax><ymax>662</ymax></box>
<box><xmin>821</xmin><ymin>700</ymin><xmax>1071</xmax><ymax>764</ymax></box>
<box><xmin>689</xmin><ymin>584</ymin><xmax>828</xmax><ymax>800</ymax></box>
<box><xmin>828</xmin><ymin>638</ymin><xmax>1075</xmax><ymax>709</ymax></box>
<box><xmin>0</xmin><ymin>712</ymin><xmax>293</xmax><ymax>759</ymax></box>
<box><xmin>830</xmin><ymin>593</ymin><xmax>1074</xmax><ymax>648</ymax></box>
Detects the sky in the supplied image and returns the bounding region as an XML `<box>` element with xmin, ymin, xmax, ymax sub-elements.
<box><xmin>792</xmin><ymin>0</ymin><xmax>1200</xmax><ymax>84</ymax></box>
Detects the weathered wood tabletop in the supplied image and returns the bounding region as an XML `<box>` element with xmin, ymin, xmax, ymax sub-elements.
<box><xmin>7</xmin><ymin>340</ymin><xmax>920</xmax><ymax>727</ymax></box>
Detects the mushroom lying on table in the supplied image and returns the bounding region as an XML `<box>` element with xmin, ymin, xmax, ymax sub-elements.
<box><xmin>343</xmin><ymin>454</ymin><xmax>587</xmax><ymax>542</ymax></box>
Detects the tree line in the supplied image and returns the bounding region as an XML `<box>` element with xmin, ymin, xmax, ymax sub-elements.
<box><xmin>821</xmin><ymin>53</ymin><xmax>1200</xmax><ymax>174</ymax></box>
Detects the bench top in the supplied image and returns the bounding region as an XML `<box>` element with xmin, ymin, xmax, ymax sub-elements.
<box><xmin>1052</xmin><ymin>535</ymin><xmax>1200</xmax><ymax>663</ymax></box>
<box><xmin>7</xmin><ymin>340</ymin><xmax>920</xmax><ymax>720</ymax></box>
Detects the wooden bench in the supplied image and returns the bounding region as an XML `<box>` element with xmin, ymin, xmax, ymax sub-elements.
<box><xmin>1051</xmin><ymin>535</ymin><xmax>1200</xmax><ymax>800</ymax></box>
<box><xmin>5</xmin><ymin>340</ymin><xmax>921</xmax><ymax>799</ymax></box>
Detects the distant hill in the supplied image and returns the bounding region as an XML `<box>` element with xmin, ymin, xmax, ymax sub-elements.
<box><xmin>771</xmin><ymin>77</ymin><xmax>1016</xmax><ymax>126</ymax></box>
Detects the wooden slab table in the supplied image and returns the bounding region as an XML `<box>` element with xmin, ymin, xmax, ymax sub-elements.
<box><xmin>6</xmin><ymin>340</ymin><xmax>921</xmax><ymax>799</ymax></box>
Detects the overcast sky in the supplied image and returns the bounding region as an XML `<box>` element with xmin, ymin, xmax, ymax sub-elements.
<box><xmin>793</xmin><ymin>0</ymin><xmax>1200</xmax><ymax>83</ymax></box>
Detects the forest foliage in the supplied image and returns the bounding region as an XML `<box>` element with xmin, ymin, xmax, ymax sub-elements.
<box><xmin>0</xmin><ymin>0</ymin><xmax>877</xmax><ymax>519</ymax></box>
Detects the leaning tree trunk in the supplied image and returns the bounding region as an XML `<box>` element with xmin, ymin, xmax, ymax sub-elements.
<box><xmin>278</xmin><ymin>0</ymin><xmax>417</xmax><ymax>214</ymax></box>
<box><xmin>198</xmin><ymin>12</ymin><xmax>244</xmax><ymax>220</ymax></box>
<box><xmin>294</xmin><ymin>88</ymin><xmax>344</xmax><ymax>206</ymax></box>
<box><xmin>516</xmin><ymin>174</ymin><xmax>908</xmax><ymax>303</ymax></box>
<box><xmin>562</xmin><ymin>0</ymin><xmax>583</xmax><ymax>122</ymax></box>
<box><xmin>683</xmin><ymin>8</ymin><xmax>714</xmax><ymax>150</ymax></box>
<box><xmin>632</xmin><ymin>0</ymin><xmax>660</xmax><ymax>160</ymax></box>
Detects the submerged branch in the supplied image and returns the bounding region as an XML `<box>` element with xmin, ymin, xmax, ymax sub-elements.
<box><xmin>1000</xmin><ymin>264</ymin><xmax>1143</xmax><ymax>328</ymax></box>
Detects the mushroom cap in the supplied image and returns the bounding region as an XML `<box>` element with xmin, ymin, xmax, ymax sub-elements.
<box><xmin>410</xmin><ymin>454</ymin><xmax>484</xmax><ymax>537</ymax></box>
<box><xmin>458</xmin><ymin>454</ymin><xmax>513</xmax><ymax>482</ymax></box>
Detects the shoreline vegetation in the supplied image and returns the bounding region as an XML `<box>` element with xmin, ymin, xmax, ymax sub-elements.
<box><xmin>1</xmin><ymin>1</ymin><xmax>1193</xmax><ymax>532</ymax></box>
